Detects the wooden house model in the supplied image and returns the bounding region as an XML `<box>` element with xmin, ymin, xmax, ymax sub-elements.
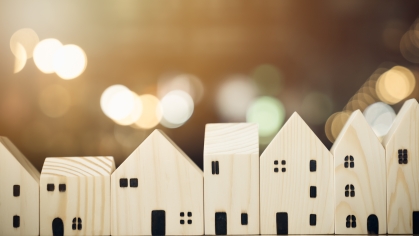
<box><xmin>260</xmin><ymin>112</ymin><xmax>334</xmax><ymax>234</ymax></box>
<box><xmin>0</xmin><ymin>137</ymin><xmax>40</xmax><ymax>236</ymax></box>
<box><xmin>111</xmin><ymin>129</ymin><xmax>204</xmax><ymax>236</ymax></box>
<box><xmin>383</xmin><ymin>98</ymin><xmax>419</xmax><ymax>234</ymax></box>
<box><xmin>204</xmin><ymin>123</ymin><xmax>259</xmax><ymax>235</ymax></box>
<box><xmin>331</xmin><ymin>110</ymin><xmax>386</xmax><ymax>234</ymax></box>
<box><xmin>40</xmin><ymin>156</ymin><xmax>115</xmax><ymax>236</ymax></box>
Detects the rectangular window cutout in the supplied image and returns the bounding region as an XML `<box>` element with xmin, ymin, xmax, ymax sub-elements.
<box><xmin>59</xmin><ymin>184</ymin><xmax>66</xmax><ymax>192</ymax></box>
<box><xmin>413</xmin><ymin>211</ymin><xmax>419</xmax><ymax>234</ymax></box>
<box><xmin>212</xmin><ymin>161</ymin><xmax>216</xmax><ymax>174</ymax></box>
<box><xmin>276</xmin><ymin>212</ymin><xmax>288</xmax><ymax>235</ymax></box>
<box><xmin>310</xmin><ymin>214</ymin><xmax>316</xmax><ymax>226</ymax></box>
<box><xmin>310</xmin><ymin>186</ymin><xmax>317</xmax><ymax>198</ymax></box>
<box><xmin>13</xmin><ymin>185</ymin><xmax>20</xmax><ymax>197</ymax></box>
<box><xmin>47</xmin><ymin>184</ymin><xmax>55</xmax><ymax>191</ymax></box>
<box><xmin>310</xmin><ymin>160</ymin><xmax>316</xmax><ymax>172</ymax></box>
<box><xmin>152</xmin><ymin>210</ymin><xmax>165</xmax><ymax>236</ymax></box>
<box><xmin>120</xmin><ymin>178</ymin><xmax>128</xmax><ymax>188</ymax></box>
<box><xmin>130</xmin><ymin>178</ymin><xmax>138</xmax><ymax>187</ymax></box>
<box><xmin>241</xmin><ymin>213</ymin><xmax>248</xmax><ymax>225</ymax></box>
<box><xmin>215</xmin><ymin>161</ymin><xmax>220</xmax><ymax>174</ymax></box>
<box><xmin>13</xmin><ymin>215</ymin><xmax>20</xmax><ymax>228</ymax></box>
<box><xmin>215</xmin><ymin>212</ymin><xmax>227</xmax><ymax>235</ymax></box>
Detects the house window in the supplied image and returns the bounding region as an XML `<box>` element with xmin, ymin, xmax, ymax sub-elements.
<box><xmin>310</xmin><ymin>186</ymin><xmax>317</xmax><ymax>198</ymax></box>
<box><xmin>59</xmin><ymin>184</ymin><xmax>66</xmax><ymax>192</ymax></box>
<box><xmin>398</xmin><ymin>149</ymin><xmax>408</xmax><ymax>164</ymax></box>
<box><xmin>13</xmin><ymin>185</ymin><xmax>20</xmax><ymax>197</ymax></box>
<box><xmin>309</xmin><ymin>214</ymin><xmax>316</xmax><ymax>226</ymax></box>
<box><xmin>13</xmin><ymin>215</ymin><xmax>20</xmax><ymax>228</ymax></box>
<box><xmin>345</xmin><ymin>184</ymin><xmax>355</xmax><ymax>197</ymax></box>
<box><xmin>72</xmin><ymin>217</ymin><xmax>82</xmax><ymax>230</ymax></box>
<box><xmin>346</xmin><ymin>215</ymin><xmax>356</xmax><ymax>228</ymax></box>
<box><xmin>275</xmin><ymin>159</ymin><xmax>286</xmax><ymax>173</ymax></box>
<box><xmin>211</xmin><ymin>161</ymin><xmax>219</xmax><ymax>175</ymax></box>
<box><xmin>180</xmin><ymin>211</ymin><xmax>192</xmax><ymax>225</ymax></box>
<box><xmin>241</xmin><ymin>213</ymin><xmax>248</xmax><ymax>225</ymax></box>
<box><xmin>344</xmin><ymin>155</ymin><xmax>354</xmax><ymax>168</ymax></box>
<box><xmin>47</xmin><ymin>184</ymin><xmax>55</xmax><ymax>191</ymax></box>
<box><xmin>310</xmin><ymin>160</ymin><xmax>316</xmax><ymax>172</ymax></box>
<box><xmin>120</xmin><ymin>178</ymin><xmax>128</xmax><ymax>188</ymax></box>
<box><xmin>130</xmin><ymin>178</ymin><xmax>138</xmax><ymax>188</ymax></box>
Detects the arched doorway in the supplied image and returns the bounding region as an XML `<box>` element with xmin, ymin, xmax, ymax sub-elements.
<box><xmin>367</xmin><ymin>214</ymin><xmax>379</xmax><ymax>234</ymax></box>
<box><xmin>52</xmin><ymin>218</ymin><xmax>64</xmax><ymax>236</ymax></box>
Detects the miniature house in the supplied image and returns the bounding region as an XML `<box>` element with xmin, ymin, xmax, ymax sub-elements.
<box><xmin>40</xmin><ymin>156</ymin><xmax>115</xmax><ymax>236</ymax></box>
<box><xmin>383</xmin><ymin>98</ymin><xmax>419</xmax><ymax>234</ymax></box>
<box><xmin>0</xmin><ymin>137</ymin><xmax>40</xmax><ymax>236</ymax></box>
<box><xmin>260</xmin><ymin>112</ymin><xmax>334</xmax><ymax>235</ymax></box>
<box><xmin>204</xmin><ymin>123</ymin><xmax>259</xmax><ymax>235</ymax></box>
<box><xmin>111</xmin><ymin>129</ymin><xmax>204</xmax><ymax>236</ymax></box>
<box><xmin>331</xmin><ymin>110</ymin><xmax>386</xmax><ymax>234</ymax></box>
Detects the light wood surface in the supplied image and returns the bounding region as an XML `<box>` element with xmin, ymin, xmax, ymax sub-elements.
<box><xmin>40</xmin><ymin>156</ymin><xmax>115</xmax><ymax>236</ymax></box>
<box><xmin>111</xmin><ymin>129</ymin><xmax>204</xmax><ymax>235</ymax></box>
<box><xmin>260</xmin><ymin>112</ymin><xmax>334</xmax><ymax>234</ymax></box>
<box><xmin>0</xmin><ymin>137</ymin><xmax>39</xmax><ymax>236</ymax></box>
<box><xmin>383</xmin><ymin>98</ymin><xmax>419</xmax><ymax>234</ymax></box>
<box><xmin>331</xmin><ymin>110</ymin><xmax>386</xmax><ymax>234</ymax></box>
<box><xmin>204</xmin><ymin>123</ymin><xmax>259</xmax><ymax>235</ymax></box>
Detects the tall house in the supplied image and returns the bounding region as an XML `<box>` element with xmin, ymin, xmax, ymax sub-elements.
<box><xmin>260</xmin><ymin>112</ymin><xmax>334</xmax><ymax>234</ymax></box>
<box><xmin>0</xmin><ymin>137</ymin><xmax>40</xmax><ymax>235</ymax></box>
<box><xmin>331</xmin><ymin>110</ymin><xmax>386</xmax><ymax>234</ymax></box>
<box><xmin>204</xmin><ymin>123</ymin><xmax>259</xmax><ymax>235</ymax></box>
<box><xmin>383</xmin><ymin>98</ymin><xmax>419</xmax><ymax>234</ymax></box>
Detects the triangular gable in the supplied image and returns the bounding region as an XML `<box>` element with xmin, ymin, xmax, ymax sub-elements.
<box><xmin>0</xmin><ymin>136</ymin><xmax>40</xmax><ymax>183</ymax></box>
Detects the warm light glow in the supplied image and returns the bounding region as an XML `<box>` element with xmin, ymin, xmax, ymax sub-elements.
<box><xmin>10</xmin><ymin>28</ymin><xmax>39</xmax><ymax>59</ymax></box>
<box><xmin>376</xmin><ymin>66</ymin><xmax>416</xmax><ymax>104</ymax></box>
<box><xmin>53</xmin><ymin>44</ymin><xmax>87</xmax><ymax>80</ymax></box>
<box><xmin>301</xmin><ymin>92</ymin><xmax>333</xmax><ymax>125</ymax></box>
<box><xmin>100</xmin><ymin>85</ymin><xmax>135</xmax><ymax>121</ymax></box>
<box><xmin>363</xmin><ymin>102</ymin><xmax>396</xmax><ymax>138</ymax></box>
<box><xmin>38</xmin><ymin>84</ymin><xmax>71</xmax><ymax>118</ymax></box>
<box><xmin>14</xmin><ymin>43</ymin><xmax>27</xmax><ymax>73</ymax></box>
<box><xmin>33</xmin><ymin>38</ymin><xmax>63</xmax><ymax>74</ymax></box>
<box><xmin>252</xmin><ymin>64</ymin><xmax>282</xmax><ymax>96</ymax></box>
<box><xmin>246</xmin><ymin>96</ymin><xmax>285</xmax><ymax>137</ymax></box>
<box><xmin>330</xmin><ymin>111</ymin><xmax>350</xmax><ymax>142</ymax></box>
<box><xmin>160</xmin><ymin>90</ymin><xmax>194</xmax><ymax>128</ymax></box>
<box><xmin>134</xmin><ymin>94</ymin><xmax>162</xmax><ymax>129</ymax></box>
<box><xmin>158</xmin><ymin>73</ymin><xmax>204</xmax><ymax>104</ymax></box>
<box><xmin>114</xmin><ymin>94</ymin><xmax>143</xmax><ymax>126</ymax></box>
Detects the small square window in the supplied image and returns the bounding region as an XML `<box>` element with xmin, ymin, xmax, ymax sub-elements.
<box><xmin>281</xmin><ymin>160</ymin><xmax>286</xmax><ymax>165</ymax></box>
<box><xmin>274</xmin><ymin>168</ymin><xmax>279</xmax><ymax>173</ymax></box>
<box><xmin>188</xmin><ymin>212</ymin><xmax>192</xmax><ymax>217</ymax></box>
<box><xmin>59</xmin><ymin>184</ymin><xmax>66</xmax><ymax>192</ymax></box>
<box><xmin>120</xmin><ymin>178</ymin><xmax>128</xmax><ymax>188</ymax></box>
<box><xmin>180</xmin><ymin>212</ymin><xmax>184</xmax><ymax>217</ymax></box>
<box><xmin>13</xmin><ymin>185</ymin><xmax>20</xmax><ymax>197</ymax></box>
<box><xmin>47</xmin><ymin>184</ymin><xmax>55</xmax><ymax>191</ymax></box>
<box><xmin>274</xmin><ymin>160</ymin><xmax>278</xmax><ymax>165</ymax></box>
<box><xmin>281</xmin><ymin>168</ymin><xmax>286</xmax><ymax>172</ymax></box>
<box><xmin>188</xmin><ymin>220</ymin><xmax>192</xmax><ymax>224</ymax></box>
<box><xmin>130</xmin><ymin>178</ymin><xmax>138</xmax><ymax>188</ymax></box>
<box><xmin>310</xmin><ymin>160</ymin><xmax>316</xmax><ymax>172</ymax></box>
<box><xmin>180</xmin><ymin>220</ymin><xmax>184</xmax><ymax>224</ymax></box>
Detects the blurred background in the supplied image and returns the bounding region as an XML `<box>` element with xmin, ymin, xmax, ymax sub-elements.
<box><xmin>1</xmin><ymin>1</ymin><xmax>419</xmax><ymax>171</ymax></box>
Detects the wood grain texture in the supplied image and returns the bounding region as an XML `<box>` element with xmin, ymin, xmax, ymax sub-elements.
<box><xmin>0</xmin><ymin>137</ymin><xmax>39</xmax><ymax>236</ymax></box>
<box><xmin>260</xmin><ymin>112</ymin><xmax>334</xmax><ymax>234</ymax></box>
<box><xmin>331</xmin><ymin>110</ymin><xmax>386</xmax><ymax>234</ymax></box>
<box><xmin>111</xmin><ymin>129</ymin><xmax>203</xmax><ymax>235</ymax></box>
<box><xmin>383</xmin><ymin>98</ymin><xmax>419</xmax><ymax>234</ymax></box>
<box><xmin>204</xmin><ymin>123</ymin><xmax>259</xmax><ymax>235</ymax></box>
<box><xmin>40</xmin><ymin>156</ymin><xmax>115</xmax><ymax>236</ymax></box>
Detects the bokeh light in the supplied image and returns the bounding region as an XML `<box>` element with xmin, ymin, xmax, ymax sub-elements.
<box><xmin>100</xmin><ymin>85</ymin><xmax>136</xmax><ymax>121</ymax></box>
<box><xmin>53</xmin><ymin>44</ymin><xmax>87</xmax><ymax>80</ymax></box>
<box><xmin>325</xmin><ymin>111</ymin><xmax>351</xmax><ymax>143</ymax></box>
<box><xmin>400</xmin><ymin>29</ymin><xmax>419</xmax><ymax>63</ymax></box>
<box><xmin>134</xmin><ymin>94</ymin><xmax>162</xmax><ymax>129</ymax></box>
<box><xmin>38</xmin><ymin>84</ymin><xmax>71</xmax><ymax>118</ymax></box>
<box><xmin>252</xmin><ymin>64</ymin><xmax>282</xmax><ymax>96</ymax></box>
<box><xmin>158</xmin><ymin>73</ymin><xmax>204</xmax><ymax>104</ymax></box>
<box><xmin>114</xmin><ymin>94</ymin><xmax>143</xmax><ymax>126</ymax></box>
<box><xmin>301</xmin><ymin>92</ymin><xmax>333</xmax><ymax>125</ymax></box>
<box><xmin>376</xmin><ymin>66</ymin><xmax>416</xmax><ymax>104</ymax></box>
<box><xmin>160</xmin><ymin>90</ymin><xmax>194</xmax><ymax>128</ymax></box>
<box><xmin>216</xmin><ymin>75</ymin><xmax>258</xmax><ymax>121</ymax></box>
<box><xmin>363</xmin><ymin>102</ymin><xmax>396</xmax><ymax>138</ymax></box>
<box><xmin>10</xmin><ymin>28</ymin><xmax>39</xmax><ymax>59</ymax></box>
<box><xmin>246</xmin><ymin>96</ymin><xmax>285</xmax><ymax>138</ymax></box>
<box><xmin>14</xmin><ymin>43</ymin><xmax>27</xmax><ymax>73</ymax></box>
<box><xmin>33</xmin><ymin>38</ymin><xmax>63</xmax><ymax>74</ymax></box>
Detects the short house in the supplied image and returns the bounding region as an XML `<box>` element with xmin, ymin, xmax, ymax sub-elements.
<box><xmin>0</xmin><ymin>137</ymin><xmax>40</xmax><ymax>235</ymax></box>
<box><xmin>331</xmin><ymin>110</ymin><xmax>386</xmax><ymax>234</ymax></box>
<box><xmin>40</xmin><ymin>156</ymin><xmax>115</xmax><ymax>236</ymax></box>
<box><xmin>383</xmin><ymin>98</ymin><xmax>419</xmax><ymax>234</ymax></box>
<box><xmin>260</xmin><ymin>112</ymin><xmax>334</xmax><ymax>234</ymax></box>
<box><xmin>204</xmin><ymin>123</ymin><xmax>259</xmax><ymax>235</ymax></box>
<box><xmin>111</xmin><ymin>130</ymin><xmax>203</xmax><ymax>236</ymax></box>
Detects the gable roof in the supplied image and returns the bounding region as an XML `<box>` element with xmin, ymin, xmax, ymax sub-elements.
<box><xmin>41</xmin><ymin>156</ymin><xmax>115</xmax><ymax>177</ymax></box>
<box><xmin>382</xmin><ymin>98</ymin><xmax>419</xmax><ymax>147</ymax></box>
<box><xmin>0</xmin><ymin>136</ymin><xmax>40</xmax><ymax>183</ymax></box>
<box><xmin>330</xmin><ymin>109</ymin><xmax>382</xmax><ymax>152</ymax></box>
<box><xmin>204</xmin><ymin>123</ymin><xmax>258</xmax><ymax>155</ymax></box>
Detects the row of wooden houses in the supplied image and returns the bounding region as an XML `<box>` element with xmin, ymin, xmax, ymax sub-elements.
<box><xmin>0</xmin><ymin>98</ymin><xmax>418</xmax><ymax>235</ymax></box>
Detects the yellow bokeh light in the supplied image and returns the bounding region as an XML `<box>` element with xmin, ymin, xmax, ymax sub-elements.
<box><xmin>114</xmin><ymin>93</ymin><xmax>143</xmax><ymax>126</ymax></box>
<box><xmin>160</xmin><ymin>90</ymin><xmax>194</xmax><ymax>128</ymax></box>
<box><xmin>38</xmin><ymin>84</ymin><xmax>71</xmax><ymax>118</ymax></box>
<box><xmin>134</xmin><ymin>94</ymin><xmax>162</xmax><ymax>130</ymax></box>
<box><xmin>10</xmin><ymin>28</ymin><xmax>39</xmax><ymax>59</ymax></box>
<box><xmin>53</xmin><ymin>44</ymin><xmax>87</xmax><ymax>80</ymax></box>
<box><xmin>330</xmin><ymin>111</ymin><xmax>350</xmax><ymax>142</ymax></box>
<box><xmin>33</xmin><ymin>38</ymin><xmax>63</xmax><ymax>74</ymax></box>
<box><xmin>158</xmin><ymin>73</ymin><xmax>204</xmax><ymax>104</ymax></box>
<box><xmin>14</xmin><ymin>43</ymin><xmax>27</xmax><ymax>73</ymax></box>
<box><xmin>376</xmin><ymin>66</ymin><xmax>416</xmax><ymax>104</ymax></box>
<box><xmin>100</xmin><ymin>85</ymin><xmax>135</xmax><ymax>121</ymax></box>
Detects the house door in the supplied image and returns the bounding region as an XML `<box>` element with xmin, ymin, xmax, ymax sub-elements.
<box><xmin>413</xmin><ymin>211</ymin><xmax>419</xmax><ymax>234</ymax></box>
<box><xmin>276</xmin><ymin>212</ymin><xmax>288</xmax><ymax>235</ymax></box>
<box><xmin>151</xmin><ymin>210</ymin><xmax>165</xmax><ymax>235</ymax></box>
<box><xmin>215</xmin><ymin>212</ymin><xmax>227</xmax><ymax>235</ymax></box>
<box><xmin>52</xmin><ymin>218</ymin><xmax>64</xmax><ymax>236</ymax></box>
<box><xmin>367</xmin><ymin>214</ymin><xmax>378</xmax><ymax>234</ymax></box>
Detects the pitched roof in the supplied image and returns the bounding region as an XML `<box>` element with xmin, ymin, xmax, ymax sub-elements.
<box><xmin>0</xmin><ymin>136</ymin><xmax>40</xmax><ymax>183</ymax></box>
<box><xmin>41</xmin><ymin>156</ymin><xmax>115</xmax><ymax>177</ymax></box>
<box><xmin>204</xmin><ymin>123</ymin><xmax>258</xmax><ymax>155</ymax></box>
